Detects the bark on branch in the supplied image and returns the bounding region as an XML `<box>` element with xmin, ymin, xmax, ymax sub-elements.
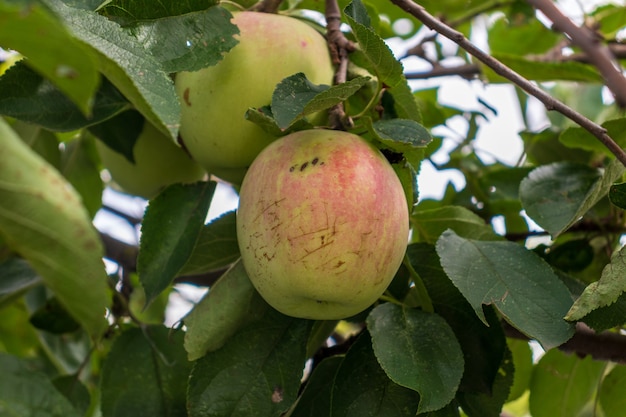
<box><xmin>527</xmin><ymin>0</ymin><xmax>626</xmax><ymax>108</ymax></box>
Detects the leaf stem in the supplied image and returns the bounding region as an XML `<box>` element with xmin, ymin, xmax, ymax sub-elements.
<box><xmin>403</xmin><ymin>254</ymin><xmax>434</xmax><ymax>313</ymax></box>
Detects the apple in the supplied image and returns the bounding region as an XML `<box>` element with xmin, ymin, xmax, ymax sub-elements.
<box><xmin>96</xmin><ymin>121</ymin><xmax>206</xmax><ymax>199</ymax></box>
<box><xmin>174</xmin><ymin>11</ymin><xmax>335</xmax><ymax>183</ymax></box>
<box><xmin>236</xmin><ymin>129</ymin><xmax>409</xmax><ymax>320</ymax></box>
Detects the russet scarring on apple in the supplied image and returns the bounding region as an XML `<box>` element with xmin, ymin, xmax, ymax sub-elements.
<box><xmin>237</xmin><ymin>129</ymin><xmax>409</xmax><ymax>320</ymax></box>
<box><xmin>174</xmin><ymin>11</ymin><xmax>335</xmax><ymax>184</ymax></box>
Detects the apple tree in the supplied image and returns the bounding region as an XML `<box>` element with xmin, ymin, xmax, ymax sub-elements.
<box><xmin>2</xmin><ymin>0</ymin><xmax>626</xmax><ymax>416</ymax></box>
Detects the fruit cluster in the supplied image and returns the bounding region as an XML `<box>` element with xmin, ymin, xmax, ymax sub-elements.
<box><xmin>97</xmin><ymin>11</ymin><xmax>409</xmax><ymax>319</ymax></box>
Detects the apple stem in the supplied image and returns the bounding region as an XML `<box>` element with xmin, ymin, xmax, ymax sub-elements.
<box><xmin>403</xmin><ymin>254</ymin><xmax>435</xmax><ymax>313</ymax></box>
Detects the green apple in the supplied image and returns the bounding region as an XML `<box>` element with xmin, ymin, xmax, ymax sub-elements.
<box><xmin>175</xmin><ymin>11</ymin><xmax>335</xmax><ymax>183</ymax></box>
<box><xmin>96</xmin><ymin>121</ymin><xmax>206</xmax><ymax>199</ymax></box>
<box><xmin>236</xmin><ymin>129</ymin><xmax>409</xmax><ymax>319</ymax></box>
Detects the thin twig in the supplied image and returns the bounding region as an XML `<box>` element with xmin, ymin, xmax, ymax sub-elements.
<box><xmin>527</xmin><ymin>0</ymin><xmax>626</xmax><ymax>108</ymax></box>
<box><xmin>325</xmin><ymin>0</ymin><xmax>356</xmax><ymax>129</ymax></box>
<box><xmin>389</xmin><ymin>0</ymin><xmax>626</xmax><ymax>167</ymax></box>
<box><xmin>250</xmin><ymin>0</ymin><xmax>283</xmax><ymax>13</ymax></box>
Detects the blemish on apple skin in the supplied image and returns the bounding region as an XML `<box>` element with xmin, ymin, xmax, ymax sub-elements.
<box><xmin>311</xmin><ymin>157</ymin><xmax>319</xmax><ymax>165</ymax></box>
<box><xmin>183</xmin><ymin>88</ymin><xmax>192</xmax><ymax>106</ymax></box>
<box><xmin>300</xmin><ymin>162</ymin><xmax>309</xmax><ymax>171</ymax></box>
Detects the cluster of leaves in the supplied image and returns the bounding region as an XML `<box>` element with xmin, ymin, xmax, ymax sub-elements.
<box><xmin>2</xmin><ymin>0</ymin><xmax>626</xmax><ymax>416</ymax></box>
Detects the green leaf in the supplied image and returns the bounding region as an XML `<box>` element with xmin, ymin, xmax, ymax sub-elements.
<box><xmin>187</xmin><ymin>308</ymin><xmax>313</xmax><ymax>417</ymax></box>
<box><xmin>29</xmin><ymin>296</ymin><xmax>81</xmax><ymax>334</ymax></box>
<box><xmin>0</xmin><ymin>1</ymin><xmax>99</xmax><ymax>114</ymax></box>
<box><xmin>0</xmin><ymin>258</ymin><xmax>40</xmax><ymax>306</ymax></box>
<box><xmin>565</xmin><ymin>245</ymin><xmax>626</xmax><ymax>321</ymax></box>
<box><xmin>592</xmin><ymin>4</ymin><xmax>626</xmax><ymax>38</ymax></box>
<box><xmin>599</xmin><ymin>364</ymin><xmax>626</xmax><ymax>416</ymax></box>
<box><xmin>520</xmin><ymin>160</ymin><xmax>625</xmax><ymax>237</ymax></box>
<box><xmin>488</xmin><ymin>16</ymin><xmax>560</xmax><ymax>56</ymax></box>
<box><xmin>100</xmin><ymin>0</ymin><xmax>219</xmax><ymax>21</ymax></box>
<box><xmin>0</xmin><ymin>118</ymin><xmax>110</xmax><ymax>339</ymax></box>
<box><xmin>330</xmin><ymin>332</ymin><xmax>420</xmax><ymax>417</ymax></box>
<box><xmin>371</xmin><ymin>118</ymin><xmax>432</xmax><ymax>149</ymax></box>
<box><xmin>271</xmin><ymin>73</ymin><xmax>368</xmax><ymax>129</ymax></box>
<box><xmin>609</xmin><ymin>181</ymin><xmax>626</xmax><ymax>209</ymax></box>
<box><xmin>60</xmin><ymin>134</ymin><xmax>103</xmax><ymax>218</ymax></box>
<box><xmin>560</xmin><ymin>118</ymin><xmax>626</xmax><ymax>156</ymax></box>
<box><xmin>406</xmin><ymin>243</ymin><xmax>507</xmax><ymax>396</ymax></box>
<box><xmin>412</xmin><ymin>205</ymin><xmax>500</xmax><ymax>244</ymax></box>
<box><xmin>506</xmin><ymin>339</ymin><xmax>533</xmax><ymax>402</ymax></box>
<box><xmin>130</xmin><ymin>7</ymin><xmax>239</xmax><ymax>73</ymax></box>
<box><xmin>0</xmin><ymin>353</ymin><xmax>81</xmax><ymax>417</ymax></box>
<box><xmin>179</xmin><ymin>210</ymin><xmax>240</xmax><ymax>276</ymax></box>
<box><xmin>457</xmin><ymin>346</ymin><xmax>514</xmax><ymax>417</ymax></box>
<box><xmin>88</xmin><ymin>109</ymin><xmax>144</xmax><ymax>163</ymax></box>
<box><xmin>51</xmin><ymin>375</ymin><xmax>91</xmax><ymax>416</ymax></box>
<box><xmin>100</xmin><ymin>326</ymin><xmax>191</xmax><ymax>417</ymax></box>
<box><xmin>484</xmin><ymin>54</ymin><xmax>602</xmax><ymax>83</ymax></box>
<box><xmin>245</xmin><ymin>105</ymin><xmax>314</xmax><ymax>137</ymax></box>
<box><xmin>43</xmin><ymin>0</ymin><xmax>181</xmax><ymax>139</ymax></box>
<box><xmin>367</xmin><ymin>303</ymin><xmax>464</xmax><ymax>413</ymax></box>
<box><xmin>528</xmin><ymin>349</ymin><xmax>605</xmax><ymax>417</ymax></box>
<box><xmin>344</xmin><ymin>0</ymin><xmax>420</xmax><ymax>122</ymax></box>
<box><xmin>287</xmin><ymin>356</ymin><xmax>343</xmax><ymax>417</ymax></box>
<box><xmin>138</xmin><ymin>181</ymin><xmax>215</xmax><ymax>304</ymax></box>
<box><xmin>0</xmin><ymin>63</ymin><xmax>130</xmax><ymax>131</ymax></box>
<box><xmin>183</xmin><ymin>260</ymin><xmax>268</xmax><ymax>361</ymax></box>
<box><xmin>436</xmin><ymin>230</ymin><xmax>575</xmax><ymax>349</ymax></box>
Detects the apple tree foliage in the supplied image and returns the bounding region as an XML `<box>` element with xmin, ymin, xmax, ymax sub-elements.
<box><xmin>2</xmin><ymin>0</ymin><xmax>626</xmax><ymax>416</ymax></box>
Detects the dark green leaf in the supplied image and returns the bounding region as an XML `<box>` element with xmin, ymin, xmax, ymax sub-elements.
<box><xmin>0</xmin><ymin>63</ymin><xmax>130</xmax><ymax>131</ymax></box>
<box><xmin>245</xmin><ymin>105</ymin><xmax>314</xmax><ymax>137</ymax></box>
<box><xmin>520</xmin><ymin>160</ymin><xmax>624</xmax><ymax>236</ymax></box>
<box><xmin>183</xmin><ymin>260</ymin><xmax>268</xmax><ymax>361</ymax></box>
<box><xmin>130</xmin><ymin>7</ymin><xmax>239</xmax><ymax>73</ymax></box>
<box><xmin>272</xmin><ymin>73</ymin><xmax>368</xmax><ymax>129</ymax></box>
<box><xmin>0</xmin><ymin>258</ymin><xmax>40</xmax><ymax>304</ymax></box>
<box><xmin>371</xmin><ymin>118</ymin><xmax>432</xmax><ymax>149</ymax></box>
<box><xmin>344</xmin><ymin>0</ymin><xmax>421</xmax><ymax>122</ymax></box>
<box><xmin>100</xmin><ymin>0</ymin><xmax>219</xmax><ymax>21</ymax></box>
<box><xmin>0</xmin><ymin>118</ymin><xmax>110</xmax><ymax>338</ymax></box>
<box><xmin>599</xmin><ymin>364</ymin><xmax>626</xmax><ymax>416</ymax></box>
<box><xmin>436</xmin><ymin>230</ymin><xmax>575</xmax><ymax>349</ymax></box>
<box><xmin>52</xmin><ymin>375</ymin><xmax>91</xmax><ymax>416</ymax></box>
<box><xmin>138</xmin><ymin>181</ymin><xmax>215</xmax><ymax>304</ymax></box>
<box><xmin>544</xmin><ymin>239</ymin><xmax>594</xmax><ymax>272</ymax></box>
<box><xmin>560</xmin><ymin>118</ymin><xmax>626</xmax><ymax>156</ymax></box>
<box><xmin>100</xmin><ymin>326</ymin><xmax>191</xmax><ymax>417</ymax></box>
<box><xmin>367</xmin><ymin>303</ymin><xmax>464</xmax><ymax>413</ymax></box>
<box><xmin>187</xmin><ymin>308</ymin><xmax>313</xmax><ymax>417</ymax></box>
<box><xmin>330</xmin><ymin>332</ymin><xmax>420</xmax><ymax>417</ymax></box>
<box><xmin>0</xmin><ymin>353</ymin><xmax>81</xmax><ymax>417</ymax></box>
<box><xmin>412</xmin><ymin>205</ymin><xmax>499</xmax><ymax>244</ymax></box>
<box><xmin>60</xmin><ymin>134</ymin><xmax>103</xmax><ymax>218</ymax></box>
<box><xmin>88</xmin><ymin>109</ymin><xmax>144</xmax><ymax>163</ymax></box>
<box><xmin>528</xmin><ymin>349</ymin><xmax>605</xmax><ymax>417</ymax></box>
<box><xmin>565</xmin><ymin>245</ymin><xmax>626</xmax><ymax>321</ymax></box>
<box><xmin>406</xmin><ymin>243</ymin><xmax>507</xmax><ymax>396</ymax></box>
<box><xmin>506</xmin><ymin>339</ymin><xmax>533</xmax><ymax>402</ymax></box>
<box><xmin>29</xmin><ymin>296</ymin><xmax>81</xmax><ymax>334</ymax></box>
<box><xmin>0</xmin><ymin>1</ymin><xmax>99</xmax><ymax>114</ymax></box>
<box><xmin>288</xmin><ymin>356</ymin><xmax>343</xmax><ymax>417</ymax></box>
<box><xmin>609</xmin><ymin>181</ymin><xmax>626</xmax><ymax>209</ymax></box>
<box><xmin>43</xmin><ymin>0</ymin><xmax>181</xmax><ymax>139</ymax></box>
<box><xmin>457</xmin><ymin>346</ymin><xmax>514</xmax><ymax>417</ymax></box>
<box><xmin>179</xmin><ymin>210</ymin><xmax>240</xmax><ymax>276</ymax></box>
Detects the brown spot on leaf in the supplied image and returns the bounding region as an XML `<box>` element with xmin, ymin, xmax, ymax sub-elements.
<box><xmin>271</xmin><ymin>386</ymin><xmax>284</xmax><ymax>403</ymax></box>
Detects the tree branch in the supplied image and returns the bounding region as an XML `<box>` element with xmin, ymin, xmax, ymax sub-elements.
<box><xmin>527</xmin><ymin>0</ymin><xmax>626</xmax><ymax>108</ymax></box>
<box><xmin>504</xmin><ymin>322</ymin><xmax>626</xmax><ymax>364</ymax></box>
<box><xmin>326</xmin><ymin>0</ymin><xmax>356</xmax><ymax>130</ymax></box>
<box><xmin>389</xmin><ymin>0</ymin><xmax>626</xmax><ymax>167</ymax></box>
